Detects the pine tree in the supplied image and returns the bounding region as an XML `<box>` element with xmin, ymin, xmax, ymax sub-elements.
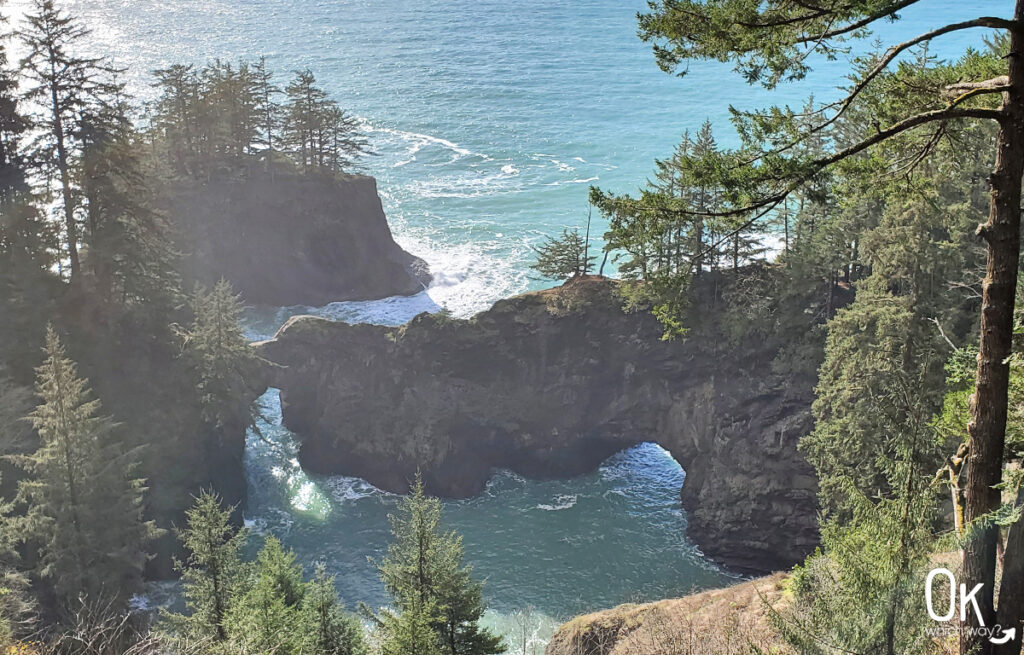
<box><xmin>0</xmin><ymin>492</ymin><xmax>30</xmax><ymax>649</ymax></box>
<box><xmin>18</xmin><ymin>0</ymin><xmax>121</xmax><ymax>281</ymax></box>
<box><xmin>166</xmin><ymin>491</ymin><xmax>248</xmax><ymax>643</ymax></box>
<box><xmin>252</xmin><ymin>56</ymin><xmax>282</xmax><ymax>161</ymax></box>
<box><xmin>180</xmin><ymin>279</ymin><xmax>258</xmax><ymax>433</ymax></box>
<box><xmin>226</xmin><ymin>536</ymin><xmax>303</xmax><ymax>655</ymax></box>
<box><xmin>377</xmin><ymin>596</ymin><xmax>443</xmax><ymax>655</ymax></box>
<box><xmin>0</xmin><ymin>373</ymin><xmax>32</xmax><ymax>644</ymax></box>
<box><xmin>13</xmin><ymin>327</ymin><xmax>158</xmax><ymax>607</ymax></box>
<box><xmin>301</xmin><ymin>564</ymin><xmax>367</xmax><ymax>655</ymax></box>
<box><xmin>283</xmin><ymin>69</ymin><xmax>367</xmax><ymax>172</ymax></box>
<box><xmin>151</xmin><ymin>64</ymin><xmax>201</xmax><ymax>175</ymax></box>
<box><xmin>435</xmin><ymin>548</ymin><xmax>505</xmax><ymax>655</ymax></box>
<box><xmin>78</xmin><ymin>98</ymin><xmax>181</xmax><ymax>314</ymax></box>
<box><xmin>0</xmin><ymin>0</ymin><xmax>54</xmax><ymax>378</ymax></box>
<box><xmin>375</xmin><ymin>476</ymin><xmax>504</xmax><ymax>655</ymax></box>
<box><xmin>773</xmin><ymin>373</ymin><xmax>940</xmax><ymax>655</ymax></box>
<box><xmin>529</xmin><ymin>228</ymin><xmax>593</xmax><ymax>281</ymax></box>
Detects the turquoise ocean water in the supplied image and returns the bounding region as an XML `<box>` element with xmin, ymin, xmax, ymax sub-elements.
<box><xmin>5</xmin><ymin>0</ymin><xmax>1002</xmax><ymax>647</ymax></box>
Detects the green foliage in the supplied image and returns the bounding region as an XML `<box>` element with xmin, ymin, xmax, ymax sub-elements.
<box><xmin>165</xmin><ymin>494</ymin><xmax>367</xmax><ymax>655</ymax></box>
<box><xmin>12</xmin><ymin>327</ymin><xmax>159</xmax><ymax>608</ymax></box>
<box><xmin>165</xmin><ymin>491</ymin><xmax>248</xmax><ymax>644</ymax></box>
<box><xmin>226</xmin><ymin>536</ymin><xmax>305</xmax><ymax>654</ymax></box>
<box><xmin>529</xmin><ymin>228</ymin><xmax>594</xmax><ymax>281</ymax></box>
<box><xmin>301</xmin><ymin>564</ymin><xmax>367</xmax><ymax>655</ymax></box>
<box><xmin>151</xmin><ymin>60</ymin><xmax>368</xmax><ymax>178</ymax></box>
<box><xmin>283</xmin><ymin>69</ymin><xmax>369</xmax><ymax>172</ymax></box>
<box><xmin>774</xmin><ymin>354</ymin><xmax>942</xmax><ymax>654</ymax></box>
<box><xmin>179</xmin><ymin>279</ymin><xmax>258</xmax><ymax>432</ymax></box>
<box><xmin>18</xmin><ymin>0</ymin><xmax>123</xmax><ymax>281</ymax></box>
<box><xmin>373</xmin><ymin>475</ymin><xmax>505</xmax><ymax>655</ymax></box>
<box><xmin>79</xmin><ymin>101</ymin><xmax>182</xmax><ymax>316</ymax></box>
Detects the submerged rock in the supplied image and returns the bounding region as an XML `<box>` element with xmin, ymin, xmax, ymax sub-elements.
<box><xmin>170</xmin><ymin>170</ymin><xmax>431</xmax><ymax>306</ymax></box>
<box><xmin>255</xmin><ymin>276</ymin><xmax>822</xmax><ymax>573</ymax></box>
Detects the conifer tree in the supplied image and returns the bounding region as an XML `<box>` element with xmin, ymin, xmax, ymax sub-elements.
<box><xmin>252</xmin><ymin>56</ymin><xmax>281</xmax><ymax>159</ymax></box>
<box><xmin>375</xmin><ymin>476</ymin><xmax>504</xmax><ymax>655</ymax></box>
<box><xmin>226</xmin><ymin>536</ymin><xmax>303</xmax><ymax>655</ymax></box>
<box><xmin>79</xmin><ymin>99</ymin><xmax>181</xmax><ymax>314</ymax></box>
<box><xmin>151</xmin><ymin>64</ymin><xmax>201</xmax><ymax>175</ymax></box>
<box><xmin>283</xmin><ymin>69</ymin><xmax>367</xmax><ymax>172</ymax></box>
<box><xmin>13</xmin><ymin>327</ymin><xmax>157</xmax><ymax>607</ymax></box>
<box><xmin>0</xmin><ymin>0</ymin><xmax>53</xmax><ymax>377</ymax></box>
<box><xmin>180</xmin><ymin>279</ymin><xmax>258</xmax><ymax>433</ymax></box>
<box><xmin>18</xmin><ymin>0</ymin><xmax>121</xmax><ymax>281</ymax></box>
<box><xmin>377</xmin><ymin>596</ymin><xmax>443</xmax><ymax>655</ymax></box>
<box><xmin>635</xmin><ymin>5</ymin><xmax>1024</xmax><ymax>647</ymax></box>
<box><xmin>167</xmin><ymin>491</ymin><xmax>248</xmax><ymax>643</ymax></box>
<box><xmin>301</xmin><ymin>564</ymin><xmax>367</xmax><ymax>655</ymax></box>
<box><xmin>529</xmin><ymin>228</ymin><xmax>593</xmax><ymax>281</ymax></box>
<box><xmin>0</xmin><ymin>492</ymin><xmax>30</xmax><ymax>649</ymax></box>
<box><xmin>0</xmin><ymin>375</ymin><xmax>32</xmax><ymax>645</ymax></box>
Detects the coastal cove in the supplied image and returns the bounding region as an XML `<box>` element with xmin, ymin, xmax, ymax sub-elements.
<box><xmin>240</xmin><ymin>288</ymin><xmax>741</xmax><ymax>646</ymax></box>
<box><xmin>0</xmin><ymin>0</ymin><xmax>1014</xmax><ymax>653</ymax></box>
<box><xmin>72</xmin><ymin>0</ymin><xmax>996</xmax><ymax>644</ymax></box>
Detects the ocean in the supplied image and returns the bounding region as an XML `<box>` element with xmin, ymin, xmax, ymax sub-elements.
<box><xmin>4</xmin><ymin>0</ymin><xmax>1002</xmax><ymax>647</ymax></box>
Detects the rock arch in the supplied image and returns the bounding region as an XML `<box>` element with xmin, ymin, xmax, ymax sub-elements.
<box><xmin>255</xmin><ymin>278</ymin><xmax>820</xmax><ymax>573</ymax></box>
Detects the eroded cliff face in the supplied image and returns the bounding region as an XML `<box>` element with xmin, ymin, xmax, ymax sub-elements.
<box><xmin>170</xmin><ymin>170</ymin><xmax>430</xmax><ymax>306</ymax></box>
<box><xmin>255</xmin><ymin>277</ymin><xmax>821</xmax><ymax>573</ymax></box>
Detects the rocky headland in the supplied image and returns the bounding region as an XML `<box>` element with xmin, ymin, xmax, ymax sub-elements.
<box><xmin>170</xmin><ymin>170</ymin><xmax>431</xmax><ymax>306</ymax></box>
<box><xmin>255</xmin><ymin>275</ymin><xmax>826</xmax><ymax>573</ymax></box>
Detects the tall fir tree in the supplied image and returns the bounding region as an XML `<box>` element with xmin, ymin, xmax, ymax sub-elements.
<box><xmin>529</xmin><ymin>228</ymin><xmax>593</xmax><ymax>281</ymax></box>
<box><xmin>0</xmin><ymin>0</ymin><xmax>54</xmax><ymax>378</ymax></box>
<box><xmin>78</xmin><ymin>97</ymin><xmax>181</xmax><ymax>316</ymax></box>
<box><xmin>226</xmin><ymin>536</ymin><xmax>303</xmax><ymax>655</ymax></box>
<box><xmin>180</xmin><ymin>279</ymin><xmax>258</xmax><ymax>433</ymax></box>
<box><xmin>301</xmin><ymin>564</ymin><xmax>367</xmax><ymax>655</ymax></box>
<box><xmin>13</xmin><ymin>327</ymin><xmax>157</xmax><ymax>607</ymax></box>
<box><xmin>165</xmin><ymin>491</ymin><xmax>248</xmax><ymax>644</ymax></box>
<box><xmin>283</xmin><ymin>69</ymin><xmax>367</xmax><ymax>172</ymax></box>
<box><xmin>18</xmin><ymin>0</ymin><xmax>121</xmax><ymax>281</ymax></box>
<box><xmin>375</xmin><ymin>476</ymin><xmax>504</xmax><ymax>655</ymax></box>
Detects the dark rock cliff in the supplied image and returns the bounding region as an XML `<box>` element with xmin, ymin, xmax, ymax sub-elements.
<box><xmin>170</xmin><ymin>170</ymin><xmax>431</xmax><ymax>306</ymax></box>
<box><xmin>255</xmin><ymin>276</ymin><xmax>823</xmax><ymax>574</ymax></box>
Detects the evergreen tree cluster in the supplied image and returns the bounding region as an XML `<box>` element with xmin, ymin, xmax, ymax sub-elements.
<box><xmin>151</xmin><ymin>59</ymin><xmax>369</xmax><ymax>179</ymax></box>
<box><xmin>0</xmin><ymin>0</ymin><xmax>273</xmax><ymax>641</ymax></box>
<box><xmin>604</xmin><ymin>0</ymin><xmax>1024</xmax><ymax>651</ymax></box>
<box><xmin>162</xmin><ymin>492</ymin><xmax>368</xmax><ymax>655</ymax></box>
<box><xmin>159</xmin><ymin>485</ymin><xmax>503</xmax><ymax>655</ymax></box>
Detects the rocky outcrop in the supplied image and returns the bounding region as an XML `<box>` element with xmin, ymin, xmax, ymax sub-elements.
<box><xmin>170</xmin><ymin>170</ymin><xmax>430</xmax><ymax>306</ymax></box>
<box><xmin>544</xmin><ymin>574</ymin><xmax>789</xmax><ymax>655</ymax></box>
<box><xmin>255</xmin><ymin>276</ymin><xmax>823</xmax><ymax>573</ymax></box>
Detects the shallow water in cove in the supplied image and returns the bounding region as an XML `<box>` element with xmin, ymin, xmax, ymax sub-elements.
<box><xmin>6</xmin><ymin>0</ymin><xmax>1001</xmax><ymax>645</ymax></box>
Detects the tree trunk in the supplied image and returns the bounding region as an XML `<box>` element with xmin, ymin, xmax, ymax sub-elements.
<box><xmin>995</xmin><ymin>486</ymin><xmax>1024</xmax><ymax>655</ymax></box>
<box><xmin>51</xmin><ymin>81</ymin><xmax>79</xmax><ymax>281</ymax></box>
<box><xmin>964</xmin><ymin>7</ymin><xmax>1024</xmax><ymax>653</ymax></box>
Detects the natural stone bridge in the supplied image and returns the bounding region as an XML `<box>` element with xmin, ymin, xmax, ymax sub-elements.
<box><xmin>254</xmin><ymin>277</ymin><xmax>821</xmax><ymax>573</ymax></box>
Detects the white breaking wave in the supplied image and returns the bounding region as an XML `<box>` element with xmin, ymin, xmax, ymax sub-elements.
<box><xmin>542</xmin><ymin>176</ymin><xmax>599</xmax><ymax>187</ymax></box>
<box><xmin>326</xmin><ymin>476</ymin><xmax>392</xmax><ymax>503</ymax></box>
<box><xmin>536</xmin><ymin>494</ymin><xmax>578</xmax><ymax>511</ymax></box>
<box><xmin>365</xmin><ymin>122</ymin><xmax>491</xmax><ymax>163</ymax></box>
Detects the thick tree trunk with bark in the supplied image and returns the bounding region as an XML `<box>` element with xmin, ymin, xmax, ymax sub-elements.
<box><xmin>996</xmin><ymin>486</ymin><xmax>1024</xmax><ymax>655</ymax></box>
<box><xmin>964</xmin><ymin>5</ymin><xmax>1024</xmax><ymax>653</ymax></box>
